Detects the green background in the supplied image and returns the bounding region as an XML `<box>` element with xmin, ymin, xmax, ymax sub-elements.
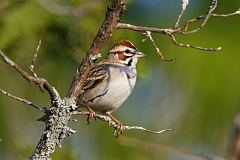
<box><xmin>0</xmin><ymin>0</ymin><xmax>240</xmax><ymax>159</ymax></box>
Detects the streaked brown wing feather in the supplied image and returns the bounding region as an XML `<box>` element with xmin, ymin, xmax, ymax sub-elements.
<box><xmin>83</xmin><ymin>64</ymin><xmax>109</xmax><ymax>91</ymax></box>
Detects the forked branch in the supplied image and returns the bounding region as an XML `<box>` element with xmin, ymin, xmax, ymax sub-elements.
<box><xmin>117</xmin><ymin>0</ymin><xmax>239</xmax><ymax>60</ymax></box>
<box><xmin>180</xmin><ymin>0</ymin><xmax>218</xmax><ymax>35</ymax></box>
<box><xmin>0</xmin><ymin>0</ymin><xmax>239</xmax><ymax>159</ymax></box>
<box><xmin>0</xmin><ymin>50</ymin><xmax>59</xmax><ymax>103</ymax></box>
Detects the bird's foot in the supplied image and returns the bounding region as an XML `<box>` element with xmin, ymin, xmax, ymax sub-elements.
<box><xmin>106</xmin><ymin>113</ymin><xmax>124</xmax><ymax>138</ymax></box>
<box><xmin>114</xmin><ymin>122</ymin><xmax>124</xmax><ymax>138</ymax></box>
<box><xmin>87</xmin><ymin>106</ymin><xmax>96</xmax><ymax>125</ymax></box>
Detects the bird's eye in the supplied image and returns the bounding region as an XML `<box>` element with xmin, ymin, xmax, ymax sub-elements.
<box><xmin>125</xmin><ymin>49</ymin><xmax>130</xmax><ymax>53</ymax></box>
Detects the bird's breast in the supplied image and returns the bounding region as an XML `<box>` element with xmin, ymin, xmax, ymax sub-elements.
<box><xmin>92</xmin><ymin>66</ymin><xmax>137</xmax><ymax>113</ymax></box>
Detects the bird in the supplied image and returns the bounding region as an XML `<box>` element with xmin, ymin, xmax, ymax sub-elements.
<box><xmin>77</xmin><ymin>40</ymin><xmax>145</xmax><ymax>136</ymax></box>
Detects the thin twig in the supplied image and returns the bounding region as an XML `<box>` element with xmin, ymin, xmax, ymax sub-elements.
<box><xmin>123</xmin><ymin>126</ymin><xmax>173</xmax><ymax>134</ymax></box>
<box><xmin>117</xmin><ymin>5</ymin><xmax>240</xmax><ymax>36</ymax></box>
<box><xmin>0</xmin><ymin>50</ymin><xmax>59</xmax><ymax>102</ymax></box>
<box><xmin>169</xmin><ymin>34</ymin><xmax>221</xmax><ymax>52</ymax></box>
<box><xmin>143</xmin><ymin>31</ymin><xmax>164</xmax><ymax>60</ymax></box>
<box><xmin>175</xmin><ymin>0</ymin><xmax>189</xmax><ymax>28</ymax></box>
<box><xmin>143</xmin><ymin>31</ymin><xmax>176</xmax><ymax>62</ymax></box>
<box><xmin>116</xmin><ymin>0</ymin><xmax>239</xmax><ymax>56</ymax></box>
<box><xmin>117</xmin><ymin>23</ymin><xmax>180</xmax><ymax>34</ymax></box>
<box><xmin>0</xmin><ymin>88</ymin><xmax>46</xmax><ymax>112</ymax></box>
<box><xmin>182</xmin><ymin>8</ymin><xmax>240</xmax><ymax>31</ymax></box>
<box><xmin>72</xmin><ymin>111</ymin><xmax>173</xmax><ymax>136</ymax></box>
<box><xmin>180</xmin><ymin>0</ymin><xmax>218</xmax><ymax>34</ymax></box>
<box><xmin>29</xmin><ymin>40</ymin><xmax>41</xmax><ymax>78</ymax></box>
<box><xmin>211</xmin><ymin>8</ymin><xmax>240</xmax><ymax>17</ymax></box>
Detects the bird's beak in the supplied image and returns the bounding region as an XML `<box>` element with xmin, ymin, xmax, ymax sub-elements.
<box><xmin>135</xmin><ymin>51</ymin><xmax>145</xmax><ymax>58</ymax></box>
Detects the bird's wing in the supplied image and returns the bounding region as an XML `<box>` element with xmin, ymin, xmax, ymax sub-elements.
<box><xmin>83</xmin><ymin>63</ymin><xmax>109</xmax><ymax>91</ymax></box>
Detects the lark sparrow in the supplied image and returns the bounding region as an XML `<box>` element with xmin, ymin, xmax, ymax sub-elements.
<box><xmin>77</xmin><ymin>40</ymin><xmax>145</xmax><ymax>136</ymax></box>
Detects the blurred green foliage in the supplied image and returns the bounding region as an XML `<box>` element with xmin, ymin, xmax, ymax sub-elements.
<box><xmin>0</xmin><ymin>0</ymin><xmax>240</xmax><ymax>160</ymax></box>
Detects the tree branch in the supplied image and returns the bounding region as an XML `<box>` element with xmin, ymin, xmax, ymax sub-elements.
<box><xmin>175</xmin><ymin>0</ymin><xmax>189</xmax><ymax>28</ymax></box>
<box><xmin>180</xmin><ymin>0</ymin><xmax>218</xmax><ymax>35</ymax></box>
<box><xmin>0</xmin><ymin>0</ymin><xmax>239</xmax><ymax>159</ymax></box>
<box><xmin>0</xmin><ymin>49</ymin><xmax>66</xmax><ymax>159</ymax></box>
<box><xmin>31</xmin><ymin>0</ymin><xmax>125</xmax><ymax>159</ymax></box>
<box><xmin>169</xmin><ymin>34</ymin><xmax>221</xmax><ymax>52</ymax></box>
<box><xmin>117</xmin><ymin>23</ymin><xmax>179</xmax><ymax>34</ymax></box>
<box><xmin>29</xmin><ymin>40</ymin><xmax>41</xmax><ymax>78</ymax></box>
<box><xmin>0</xmin><ymin>50</ymin><xmax>59</xmax><ymax>103</ymax></box>
<box><xmin>0</xmin><ymin>88</ymin><xmax>46</xmax><ymax>113</ymax></box>
<box><xmin>66</xmin><ymin>0</ymin><xmax>124</xmax><ymax>99</ymax></box>
<box><xmin>182</xmin><ymin>8</ymin><xmax>240</xmax><ymax>32</ymax></box>
<box><xmin>30</xmin><ymin>97</ymin><xmax>75</xmax><ymax>160</ymax></box>
<box><xmin>72</xmin><ymin>111</ymin><xmax>173</xmax><ymax>136</ymax></box>
<box><xmin>142</xmin><ymin>31</ymin><xmax>176</xmax><ymax>61</ymax></box>
<box><xmin>116</xmin><ymin>0</ymin><xmax>239</xmax><ymax>59</ymax></box>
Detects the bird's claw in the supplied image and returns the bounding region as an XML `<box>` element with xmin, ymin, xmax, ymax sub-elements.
<box><xmin>87</xmin><ymin>106</ymin><xmax>96</xmax><ymax>125</ymax></box>
<box><xmin>106</xmin><ymin>113</ymin><xmax>124</xmax><ymax>138</ymax></box>
<box><xmin>114</xmin><ymin>122</ymin><xmax>124</xmax><ymax>138</ymax></box>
